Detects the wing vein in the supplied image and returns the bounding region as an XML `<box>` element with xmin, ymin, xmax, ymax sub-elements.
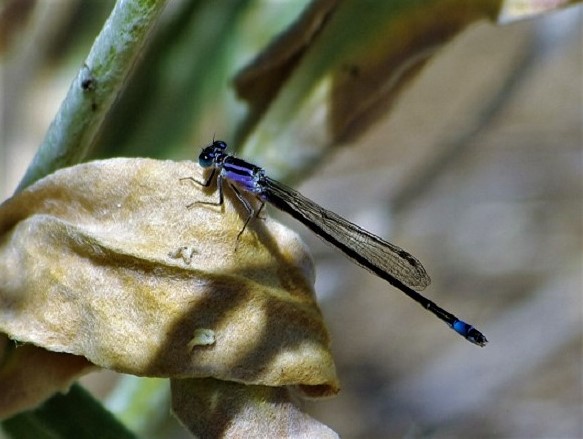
<box><xmin>261</xmin><ymin>177</ymin><xmax>431</xmax><ymax>290</ymax></box>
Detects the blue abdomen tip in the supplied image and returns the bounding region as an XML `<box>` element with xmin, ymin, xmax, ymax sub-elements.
<box><xmin>453</xmin><ymin>320</ymin><xmax>472</xmax><ymax>336</ymax></box>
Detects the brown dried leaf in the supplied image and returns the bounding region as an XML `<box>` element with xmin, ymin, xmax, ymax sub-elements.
<box><xmin>498</xmin><ymin>0</ymin><xmax>580</xmax><ymax>23</ymax></box>
<box><xmin>0</xmin><ymin>158</ymin><xmax>339</xmax><ymax>405</ymax></box>
<box><xmin>0</xmin><ymin>335</ymin><xmax>95</xmax><ymax>419</ymax></box>
<box><xmin>235</xmin><ymin>0</ymin><xmax>501</xmax><ymax>177</ymax></box>
<box><xmin>237</xmin><ymin>0</ymin><xmax>581</xmax><ymax>180</ymax></box>
<box><xmin>171</xmin><ymin>377</ymin><xmax>339</xmax><ymax>439</ymax></box>
<box><xmin>234</xmin><ymin>0</ymin><xmax>339</xmax><ymax>127</ymax></box>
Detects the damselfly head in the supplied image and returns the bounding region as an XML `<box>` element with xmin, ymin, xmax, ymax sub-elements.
<box><xmin>198</xmin><ymin>140</ymin><xmax>228</xmax><ymax>168</ymax></box>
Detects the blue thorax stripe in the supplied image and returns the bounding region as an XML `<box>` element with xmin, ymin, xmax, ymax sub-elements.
<box><xmin>222</xmin><ymin>156</ymin><xmax>263</xmax><ymax>192</ymax></box>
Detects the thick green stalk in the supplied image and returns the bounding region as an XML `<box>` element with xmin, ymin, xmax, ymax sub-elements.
<box><xmin>15</xmin><ymin>0</ymin><xmax>168</xmax><ymax>193</ymax></box>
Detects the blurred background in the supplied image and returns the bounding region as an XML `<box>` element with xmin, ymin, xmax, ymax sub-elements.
<box><xmin>1</xmin><ymin>1</ymin><xmax>581</xmax><ymax>438</ymax></box>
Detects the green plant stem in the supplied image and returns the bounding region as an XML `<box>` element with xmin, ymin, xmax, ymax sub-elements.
<box><xmin>15</xmin><ymin>0</ymin><xmax>169</xmax><ymax>193</ymax></box>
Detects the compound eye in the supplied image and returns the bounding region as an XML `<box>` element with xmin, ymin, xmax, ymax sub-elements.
<box><xmin>198</xmin><ymin>151</ymin><xmax>214</xmax><ymax>168</ymax></box>
<box><xmin>214</xmin><ymin>140</ymin><xmax>227</xmax><ymax>150</ymax></box>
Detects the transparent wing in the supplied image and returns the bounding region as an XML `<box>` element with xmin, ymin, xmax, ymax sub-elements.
<box><xmin>261</xmin><ymin>177</ymin><xmax>431</xmax><ymax>290</ymax></box>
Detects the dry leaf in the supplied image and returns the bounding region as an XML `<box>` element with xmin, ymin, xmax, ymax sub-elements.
<box><xmin>0</xmin><ymin>335</ymin><xmax>95</xmax><ymax>418</ymax></box>
<box><xmin>171</xmin><ymin>378</ymin><xmax>339</xmax><ymax>439</ymax></box>
<box><xmin>234</xmin><ymin>0</ymin><xmax>339</xmax><ymax>130</ymax></box>
<box><xmin>0</xmin><ymin>158</ymin><xmax>339</xmax><ymax>417</ymax></box>
<box><xmin>236</xmin><ymin>0</ymin><xmax>548</xmax><ymax>179</ymax></box>
<box><xmin>498</xmin><ymin>0</ymin><xmax>579</xmax><ymax>23</ymax></box>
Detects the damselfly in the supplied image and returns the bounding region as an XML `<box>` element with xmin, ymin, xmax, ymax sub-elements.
<box><xmin>182</xmin><ymin>140</ymin><xmax>488</xmax><ymax>347</ymax></box>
